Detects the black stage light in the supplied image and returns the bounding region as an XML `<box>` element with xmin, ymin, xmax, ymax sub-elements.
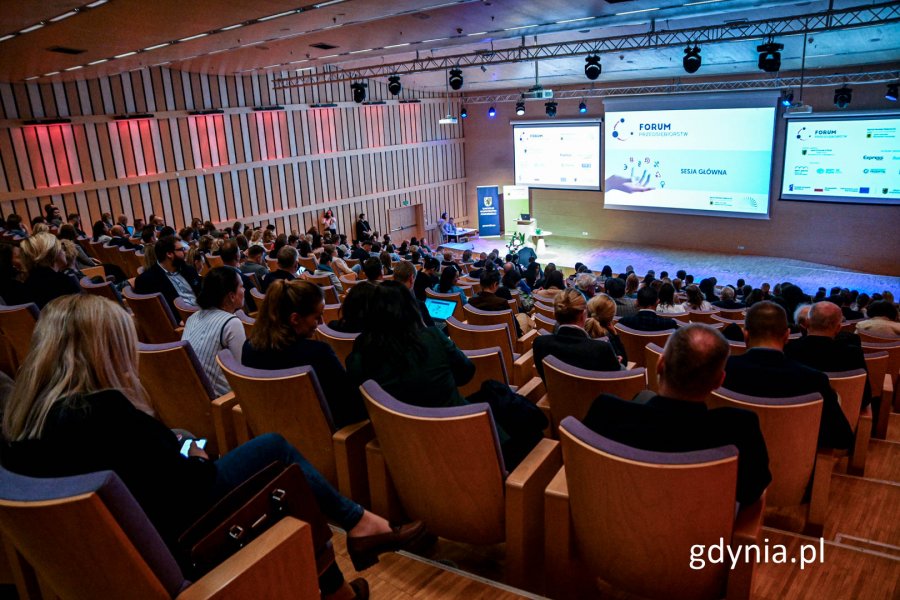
<box><xmin>584</xmin><ymin>55</ymin><xmax>601</xmax><ymax>80</ymax></box>
<box><xmin>833</xmin><ymin>85</ymin><xmax>852</xmax><ymax>108</ymax></box>
<box><xmin>579</xmin><ymin>101</ymin><xmax>587</xmax><ymax>113</ymax></box>
<box><xmin>545</xmin><ymin>101</ymin><xmax>557</xmax><ymax>118</ymax></box>
<box><xmin>351</xmin><ymin>82</ymin><xmax>367</xmax><ymax>103</ymax></box>
<box><xmin>683</xmin><ymin>45</ymin><xmax>701</xmax><ymax>74</ymax></box>
<box><xmin>449</xmin><ymin>68</ymin><xmax>463</xmax><ymax>90</ymax></box>
<box><xmin>488</xmin><ymin>106</ymin><xmax>496</xmax><ymax>117</ymax></box>
<box><xmin>886</xmin><ymin>83</ymin><xmax>898</xmax><ymax>102</ymax></box>
<box><xmin>460</xmin><ymin>106</ymin><xmax>468</xmax><ymax>118</ymax></box>
<box><xmin>757</xmin><ymin>41</ymin><xmax>783</xmax><ymax>72</ymax></box>
<box><xmin>387</xmin><ymin>75</ymin><xmax>401</xmax><ymax>95</ymax></box>
<box><xmin>515</xmin><ymin>100</ymin><xmax>525</xmax><ymax>116</ymax></box>
<box><xmin>780</xmin><ymin>90</ymin><xmax>794</xmax><ymax>107</ymax></box>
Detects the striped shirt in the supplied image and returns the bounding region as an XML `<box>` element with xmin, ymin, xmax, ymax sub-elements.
<box><xmin>182</xmin><ymin>309</ymin><xmax>245</xmax><ymax>396</ymax></box>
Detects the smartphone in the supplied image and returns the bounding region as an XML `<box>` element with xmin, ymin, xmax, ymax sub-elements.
<box><xmin>180</xmin><ymin>438</ymin><xmax>207</xmax><ymax>457</ymax></box>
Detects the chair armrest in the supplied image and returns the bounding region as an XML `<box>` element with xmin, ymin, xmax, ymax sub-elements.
<box><xmin>536</xmin><ymin>395</ymin><xmax>552</xmax><ymax>438</ymax></box>
<box><xmin>626</xmin><ymin>361</ymin><xmax>637</xmax><ymax>370</ymax></box>
<box><xmin>515</xmin><ymin>329</ymin><xmax>540</xmax><ymax>354</ymax></box>
<box><xmin>364</xmin><ymin>439</ymin><xmax>406</xmax><ymax>523</ymax></box>
<box><xmin>505</xmin><ymin>439</ymin><xmax>562</xmax><ymax>592</ymax></box>
<box><xmin>210</xmin><ymin>392</ymin><xmax>238</xmax><ymax>455</ymax></box>
<box><xmin>231</xmin><ymin>405</ymin><xmax>251</xmax><ymax>446</ymax></box>
<box><xmin>727</xmin><ymin>492</ymin><xmax>765</xmax><ymax>600</ymax></box>
<box><xmin>177</xmin><ymin>518</ymin><xmax>319</xmax><ymax>600</ymax></box>
<box><xmin>333</xmin><ymin>420</ymin><xmax>375</xmax><ymax>507</ymax></box>
<box><xmin>517</xmin><ymin>376</ymin><xmax>545</xmax><ymax>404</ymax></box>
<box><xmin>512</xmin><ymin>349</ymin><xmax>536</xmax><ymax>387</ymax></box>
<box><xmin>849</xmin><ymin>407</ymin><xmax>872</xmax><ymax>476</ymax></box>
<box><xmin>805</xmin><ymin>450</ymin><xmax>835</xmax><ymax>537</ymax></box>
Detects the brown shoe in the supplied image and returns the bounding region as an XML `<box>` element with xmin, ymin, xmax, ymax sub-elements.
<box><xmin>346</xmin><ymin>521</ymin><xmax>427</xmax><ymax>571</ymax></box>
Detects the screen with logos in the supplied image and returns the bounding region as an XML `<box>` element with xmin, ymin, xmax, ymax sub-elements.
<box><xmin>602</xmin><ymin>93</ymin><xmax>777</xmax><ymax>219</ymax></box>
<box><xmin>781</xmin><ymin>114</ymin><xmax>900</xmax><ymax>206</ymax></box>
<box><xmin>513</xmin><ymin>120</ymin><xmax>602</xmax><ymax>191</ymax></box>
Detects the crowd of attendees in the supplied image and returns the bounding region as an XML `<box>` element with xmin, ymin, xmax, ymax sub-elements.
<box><xmin>1</xmin><ymin>206</ymin><xmax>899</xmax><ymax>596</ymax></box>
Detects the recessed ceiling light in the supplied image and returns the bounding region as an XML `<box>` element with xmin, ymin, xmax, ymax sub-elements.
<box><xmin>320</xmin><ymin>54</ymin><xmax>339</xmax><ymax>58</ymax></box>
<box><xmin>114</xmin><ymin>51</ymin><xmax>137</xmax><ymax>59</ymax></box>
<box><xmin>88</xmin><ymin>58</ymin><xmax>109</xmax><ymax>65</ymax></box>
<box><xmin>50</xmin><ymin>10</ymin><xmax>78</xmax><ymax>22</ymax></box>
<box><xmin>0</xmin><ymin>34</ymin><xmax>15</xmax><ymax>42</ymax></box>
<box><xmin>64</xmin><ymin>65</ymin><xmax>84</xmax><ymax>71</ymax></box>
<box><xmin>43</xmin><ymin>71</ymin><xmax>60</xmax><ymax>76</ymax></box>
<box><xmin>259</xmin><ymin>10</ymin><xmax>296</xmax><ymax>22</ymax></box>
<box><xmin>684</xmin><ymin>0</ymin><xmax>724</xmax><ymax>5</ymax></box>
<box><xmin>556</xmin><ymin>17</ymin><xmax>593</xmax><ymax>24</ymax></box>
<box><xmin>20</xmin><ymin>23</ymin><xmax>46</xmax><ymax>34</ymax></box>
<box><xmin>421</xmin><ymin>37</ymin><xmax>448</xmax><ymax>43</ymax></box>
<box><xmin>143</xmin><ymin>43</ymin><xmax>169</xmax><ymax>51</ymax></box>
<box><xmin>220</xmin><ymin>23</ymin><xmax>244</xmax><ymax>31</ymax></box>
<box><xmin>314</xmin><ymin>0</ymin><xmax>346</xmax><ymax>7</ymax></box>
<box><xmin>86</xmin><ymin>0</ymin><xmax>109</xmax><ymax>7</ymax></box>
<box><xmin>503</xmin><ymin>25</ymin><xmax>536</xmax><ymax>31</ymax></box>
<box><xmin>349</xmin><ymin>48</ymin><xmax>372</xmax><ymax>54</ymax></box>
<box><xmin>467</xmin><ymin>31</ymin><xmax>488</xmax><ymax>36</ymax></box>
<box><xmin>178</xmin><ymin>33</ymin><xmax>209</xmax><ymax>42</ymax></box>
<box><xmin>25</xmin><ymin>75</ymin><xmax>40</xmax><ymax>81</ymax></box>
<box><xmin>384</xmin><ymin>43</ymin><xmax>410</xmax><ymax>48</ymax></box>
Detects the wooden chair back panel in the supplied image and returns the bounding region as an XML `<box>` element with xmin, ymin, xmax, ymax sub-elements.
<box><xmin>460</xmin><ymin>347</ymin><xmax>509</xmax><ymax>397</ymax></box>
<box><xmin>205</xmin><ymin>254</ymin><xmax>224</xmax><ymax>268</ymax></box>
<box><xmin>533</xmin><ymin>312</ymin><xmax>556</xmax><ymax>334</ymax></box>
<box><xmin>122</xmin><ymin>289</ymin><xmax>179</xmax><ymax>344</ymax></box>
<box><xmin>236</xmin><ymin>310</ymin><xmax>255</xmax><ymax>338</ymax></box>
<box><xmin>218</xmin><ymin>357</ymin><xmax>338</xmax><ymax>485</ymax></box>
<box><xmin>138</xmin><ymin>342</ymin><xmax>218</xmax><ymax>456</ymax></box>
<box><xmin>615</xmin><ymin>325</ymin><xmax>674</xmax><ymax>368</ymax></box>
<box><xmin>446</xmin><ymin>318</ymin><xmax>515</xmax><ymax>376</ymax></box>
<box><xmin>718</xmin><ymin>308</ymin><xmax>746</xmax><ymax>320</ymax></box>
<box><xmin>825</xmin><ymin>369</ymin><xmax>867</xmax><ymax>430</ymax></box>
<box><xmin>298</xmin><ymin>256</ymin><xmax>318</xmax><ymax>273</ymax></box>
<box><xmin>543</xmin><ymin>356</ymin><xmax>646</xmax><ymax>431</ymax></box>
<box><xmin>709</xmin><ymin>389</ymin><xmax>821</xmax><ymax>507</ymax></box>
<box><xmin>668</xmin><ymin>312</ymin><xmax>691</xmax><ymax>323</ymax></box>
<box><xmin>173</xmin><ymin>297</ymin><xmax>199</xmax><ymax>326</ymax></box>
<box><xmin>0</xmin><ymin>303</ymin><xmax>39</xmax><ymax>376</ymax></box>
<box><xmin>339</xmin><ymin>274</ymin><xmax>359</xmax><ymax>289</ymax></box>
<box><xmin>861</xmin><ymin>340</ymin><xmax>900</xmax><ymax>384</ymax></box>
<box><xmin>322</xmin><ymin>303</ymin><xmax>342</xmax><ymax>324</ymax></box>
<box><xmin>559</xmin><ymin>421</ymin><xmax>736</xmax><ymax>600</ymax></box>
<box><xmin>728</xmin><ymin>341</ymin><xmax>747</xmax><ymax>356</ymax></box>
<box><xmin>304</xmin><ymin>273</ymin><xmax>333</xmax><ymax>287</ymax></box>
<box><xmin>81</xmin><ymin>265</ymin><xmax>106</xmax><ymax>280</ymax></box>
<box><xmin>863</xmin><ymin>351</ymin><xmax>888</xmax><ymax>398</ymax></box>
<box><xmin>118</xmin><ymin>248</ymin><xmax>139</xmax><ymax>278</ymax></box>
<box><xmin>321</xmin><ymin>286</ymin><xmax>340</xmax><ymax>305</ymax></box>
<box><xmin>361</xmin><ymin>382</ymin><xmax>506</xmax><ymax>544</ymax></box>
<box><xmin>533</xmin><ymin>301</ymin><xmax>555</xmax><ymax>320</ymax></box>
<box><xmin>462</xmin><ymin>304</ymin><xmax>517</xmax><ymax>338</ymax></box>
<box><xmin>313</xmin><ymin>325</ymin><xmax>359</xmax><ymax>368</ymax></box>
<box><xmin>687</xmin><ymin>310</ymin><xmax>721</xmax><ymax>324</ymax></box>
<box><xmin>265</xmin><ymin>257</ymin><xmax>278</xmax><ymax>271</ymax></box>
<box><xmin>643</xmin><ymin>342</ymin><xmax>664</xmax><ymax>392</ymax></box>
<box><xmin>79</xmin><ymin>277</ymin><xmax>122</xmax><ymax>306</ymax></box>
<box><xmin>425</xmin><ymin>288</ymin><xmax>465</xmax><ymax>321</ymax></box>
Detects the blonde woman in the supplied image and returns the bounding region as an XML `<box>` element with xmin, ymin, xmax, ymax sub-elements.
<box><xmin>248</xmin><ymin>229</ymin><xmax>265</xmax><ymax>248</ymax></box>
<box><xmin>584</xmin><ymin>293</ymin><xmax>628</xmax><ymax>365</ymax></box>
<box><xmin>1</xmin><ymin>294</ymin><xmax>423</xmax><ymax>598</ymax></box>
<box><xmin>624</xmin><ymin>272</ymin><xmax>640</xmax><ymax>298</ymax></box>
<box><xmin>19</xmin><ymin>232</ymin><xmax>80</xmax><ymax>308</ymax></box>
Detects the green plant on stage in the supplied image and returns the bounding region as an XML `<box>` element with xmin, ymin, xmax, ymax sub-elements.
<box><xmin>507</xmin><ymin>232</ymin><xmax>525</xmax><ymax>254</ymax></box>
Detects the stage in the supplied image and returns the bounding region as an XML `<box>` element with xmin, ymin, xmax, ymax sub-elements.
<box><xmin>468</xmin><ymin>235</ymin><xmax>900</xmax><ymax>296</ymax></box>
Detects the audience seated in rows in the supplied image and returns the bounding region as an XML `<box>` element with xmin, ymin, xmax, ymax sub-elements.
<box><xmin>855</xmin><ymin>300</ymin><xmax>900</xmax><ymax>336</ymax></box>
<box><xmin>603</xmin><ymin>276</ymin><xmax>637</xmax><ymax>319</ymax></box>
<box><xmin>433</xmin><ymin>265</ymin><xmax>467</xmax><ymax>306</ymax></box>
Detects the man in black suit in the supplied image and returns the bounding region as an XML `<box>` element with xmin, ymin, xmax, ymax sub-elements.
<box><xmin>712</xmin><ymin>286</ymin><xmax>745</xmax><ymax>310</ymax></box>
<box><xmin>603</xmin><ymin>276</ymin><xmax>637</xmax><ymax>319</ymax></box>
<box><xmin>134</xmin><ymin>235</ymin><xmax>201</xmax><ymax>315</ymax></box>
<box><xmin>618</xmin><ymin>286</ymin><xmax>679</xmax><ymax>332</ymax></box>
<box><xmin>533</xmin><ymin>288</ymin><xmax>621</xmax><ymax>380</ymax></box>
<box><xmin>470</xmin><ymin>269</ymin><xmax>522</xmax><ymax>337</ymax></box>
<box><xmin>107</xmin><ymin>225</ymin><xmax>139</xmax><ymax>249</ymax></box>
<box><xmin>583</xmin><ymin>324</ymin><xmax>771</xmax><ymax>506</ymax></box>
<box><xmin>413</xmin><ymin>257</ymin><xmax>440</xmax><ymax>301</ymax></box>
<box><xmin>785</xmin><ymin>301</ymin><xmax>871</xmax><ymax>408</ymax></box>
<box><xmin>393</xmin><ymin>261</ymin><xmax>434</xmax><ymax>328</ymax></box>
<box><xmin>723</xmin><ymin>301</ymin><xmax>853</xmax><ymax>450</ymax></box>
<box><xmin>354</xmin><ymin>213</ymin><xmax>372</xmax><ymax>243</ymax></box>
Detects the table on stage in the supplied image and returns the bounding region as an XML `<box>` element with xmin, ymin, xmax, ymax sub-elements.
<box><xmin>445</xmin><ymin>227</ymin><xmax>477</xmax><ymax>243</ymax></box>
<box><xmin>531</xmin><ymin>231</ymin><xmax>552</xmax><ymax>254</ymax></box>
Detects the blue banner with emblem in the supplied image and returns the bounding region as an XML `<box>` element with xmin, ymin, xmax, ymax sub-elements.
<box><xmin>476</xmin><ymin>185</ymin><xmax>501</xmax><ymax>236</ymax></box>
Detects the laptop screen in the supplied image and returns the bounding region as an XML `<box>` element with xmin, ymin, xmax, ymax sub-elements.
<box><xmin>520</xmin><ymin>213</ymin><xmax>531</xmax><ymax>220</ymax></box>
<box><xmin>425</xmin><ymin>298</ymin><xmax>456</xmax><ymax>321</ymax></box>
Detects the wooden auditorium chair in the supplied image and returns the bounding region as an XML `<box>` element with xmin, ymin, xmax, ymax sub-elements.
<box><xmin>122</xmin><ymin>288</ymin><xmax>182</xmax><ymax>344</ymax></box>
<box><xmin>80</xmin><ymin>264</ymin><xmax>106</xmax><ymax>280</ymax></box>
<box><xmin>708</xmin><ymin>389</ymin><xmax>830</xmax><ymax>535</ymax></box>
<box><xmin>0</xmin><ymin>303</ymin><xmax>40</xmax><ymax>377</ymax></box>
<box><xmin>322</xmin><ymin>303</ymin><xmax>342</xmax><ymax>325</ymax></box>
<box><xmin>235</xmin><ymin>309</ymin><xmax>256</xmax><ymax>339</ymax></box>
<box><xmin>825</xmin><ymin>369</ymin><xmax>871</xmax><ymax>475</ymax></box>
<box><xmin>717</xmin><ymin>308</ymin><xmax>747</xmax><ymax>320</ymax></box>
<box><xmin>860</xmin><ymin>336</ymin><xmax>900</xmax><ymax>414</ymax></box>
<box><xmin>205</xmin><ymin>253</ymin><xmax>224</xmax><ymax>268</ymax></box>
<box><xmin>313</xmin><ymin>324</ymin><xmax>358</xmax><ymax>367</ymax></box>
<box><xmin>360</xmin><ymin>380</ymin><xmax>561</xmax><ymax>592</ymax></box>
<box><xmin>710</xmin><ymin>313</ymin><xmax>745</xmax><ymax>327</ymax></box>
<box><xmin>339</xmin><ymin>274</ymin><xmax>359</xmax><ymax>290</ymax></box>
<box><xmin>862</xmin><ymin>350</ymin><xmax>890</xmax><ymax>439</ymax></box>
<box><xmin>173</xmin><ymin>297</ymin><xmax>200</xmax><ymax>326</ymax></box>
<box><xmin>533</xmin><ymin>312</ymin><xmax>556</xmax><ymax>334</ymax></box>
<box><xmin>459</xmin><ymin>347</ymin><xmax>545</xmax><ymax>401</ymax></box>
<box><xmin>424</xmin><ymin>288</ymin><xmax>466</xmax><ymax>321</ymax></box>
<box><xmin>79</xmin><ymin>276</ymin><xmax>123</xmax><ymax>306</ymax></box>
<box><xmin>545</xmin><ymin>417</ymin><xmax>763</xmax><ymax>600</ymax></box>
<box><xmin>445</xmin><ymin>317</ymin><xmax>537</xmax><ymax>386</ymax></box>
<box><xmin>538</xmin><ymin>356</ymin><xmax>646</xmax><ymax>434</ymax></box>
<box><xmin>687</xmin><ymin>308</ymin><xmax>722</xmax><ymax>324</ymax></box>
<box><xmin>303</xmin><ymin>272</ymin><xmax>334</xmax><ymax>287</ymax></box>
<box><xmin>462</xmin><ymin>303</ymin><xmax>539</xmax><ymax>353</ymax></box>
<box><xmin>249</xmin><ymin>287</ymin><xmax>266</xmax><ymax>310</ymax></box>
<box><xmin>532</xmin><ymin>301</ymin><xmax>555</xmax><ymax>320</ymax></box>
<box><xmin>643</xmin><ymin>342</ymin><xmax>664</xmax><ymax>393</ymax></box>
<box><xmin>614</xmin><ymin>324</ymin><xmax>676</xmax><ymax>368</ymax></box>
<box><xmin>0</xmin><ymin>465</ymin><xmax>321</xmax><ymax>600</ymax></box>
<box><xmin>216</xmin><ymin>350</ymin><xmax>373</xmax><ymax>505</ymax></box>
<box><xmin>298</xmin><ymin>255</ymin><xmax>318</xmax><ymax>273</ymax></box>
<box><xmin>118</xmin><ymin>247</ymin><xmax>140</xmax><ymax>278</ymax></box>
<box><xmin>138</xmin><ymin>341</ymin><xmax>238</xmax><ymax>458</ymax></box>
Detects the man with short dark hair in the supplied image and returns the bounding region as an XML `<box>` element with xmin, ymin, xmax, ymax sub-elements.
<box><xmin>262</xmin><ymin>245</ymin><xmax>299</xmax><ymax>291</ymax></box>
<box><xmin>361</xmin><ymin>257</ymin><xmax>383</xmax><ymax>282</ymax></box>
<box><xmin>583</xmin><ymin>324</ymin><xmax>771</xmax><ymax>505</ymax></box>
<box><xmin>394</xmin><ymin>261</ymin><xmax>435</xmax><ymax>327</ymax></box>
<box><xmin>724</xmin><ymin>301</ymin><xmax>853</xmax><ymax>450</ymax></box>
<box><xmin>219</xmin><ymin>240</ymin><xmax>257</xmax><ymax>310</ymax></box>
<box><xmin>618</xmin><ymin>286</ymin><xmax>678</xmax><ymax>331</ymax></box>
<box><xmin>413</xmin><ymin>256</ymin><xmax>440</xmax><ymax>301</ymax></box>
<box><xmin>350</xmin><ymin>240</ymin><xmax>370</xmax><ymax>262</ymax></box>
<box><xmin>134</xmin><ymin>235</ymin><xmax>201</xmax><ymax>314</ymax></box>
<box><xmin>44</xmin><ymin>204</ymin><xmax>62</xmax><ymax>227</ymax></box>
<box><xmin>603</xmin><ymin>277</ymin><xmax>637</xmax><ymax>318</ymax></box>
<box><xmin>240</xmin><ymin>244</ymin><xmax>268</xmax><ymax>281</ymax></box>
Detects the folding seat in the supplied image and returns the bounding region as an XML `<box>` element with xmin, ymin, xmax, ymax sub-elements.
<box><xmin>446</xmin><ymin>317</ymin><xmax>536</xmax><ymax>386</ymax></box>
<box><xmin>825</xmin><ymin>369</ymin><xmax>871</xmax><ymax>475</ymax></box>
<box><xmin>314</xmin><ymin>323</ymin><xmax>359</xmax><ymax>367</ymax></box>
<box><xmin>463</xmin><ymin>303</ymin><xmax>539</xmax><ymax>353</ymax></box>
<box><xmin>0</xmin><ymin>303</ymin><xmax>39</xmax><ymax>377</ymax></box>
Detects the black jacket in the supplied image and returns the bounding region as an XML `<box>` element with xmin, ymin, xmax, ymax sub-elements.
<box><xmin>22</xmin><ymin>266</ymin><xmax>81</xmax><ymax>309</ymax></box>
<box><xmin>134</xmin><ymin>262</ymin><xmax>201</xmax><ymax>316</ymax></box>
<box><xmin>785</xmin><ymin>334</ymin><xmax>871</xmax><ymax>408</ymax></box>
<box><xmin>533</xmin><ymin>325</ymin><xmax>621</xmax><ymax>380</ymax></box>
<box><xmin>619</xmin><ymin>309</ymin><xmax>678</xmax><ymax>332</ymax></box>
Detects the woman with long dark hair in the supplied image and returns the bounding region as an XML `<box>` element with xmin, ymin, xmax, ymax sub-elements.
<box><xmin>433</xmin><ymin>265</ymin><xmax>467</xmax><ymax>305</ymax></box>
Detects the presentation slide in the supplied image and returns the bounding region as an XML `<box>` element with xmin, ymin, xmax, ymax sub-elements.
<box><xmin>513</xmin><ymin>121</ymin><xmax>601</xmax><ymax>191</ymax></box>
<box><xmin>781</xmin><ymin>116</ymin><xmax>900</xmax><ymax>206</ymax></box>
<box><xmin>603</xmin><ymin>106</ymin><xmax>776</xmax><ymax>218</ymax></box>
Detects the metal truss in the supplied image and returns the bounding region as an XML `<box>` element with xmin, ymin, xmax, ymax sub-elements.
<box><xmin>273</xmin><ymin>2</ymin><xmax>900</xmax><ymax>89</ymax></box>
<box><xmin>458</xmin><ymin>70</ymin><xmax>900</xmax><ymax>104</ymax></box>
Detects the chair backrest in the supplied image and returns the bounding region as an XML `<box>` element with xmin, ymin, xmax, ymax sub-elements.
<box><xmin>460</xmin><ymin>347</ymin><xmax>510</xmax><ymax>397</ymax></box>
<box><xmin>858</xmin><ymin>330</ymin><xmax>900</xmax><ymax>344</ymax></box>
<box><xmin>687</xmin><ymin>309</ymin><xmax>721</xmax><ymax>324</ymax></box>
<box><xmin>710</xmin><ymin>314</ymin><xmax>745</xmax><ymax>326</ymax></box>
<box><xmin>138</xmin><ymin>341</ymin><xmax>219</xmax><ymax>456</ymax></box>
<box><xmin>643</xmin><ymin>342</ymin><xmax>664</xmax><ymax>392</ymax></box>
<box><xmin>217</xmin><ymin>350</ymin><xmax>339</xmax><ymax>484</ymax></box>
<box><xmin>320</xmin><ymin>285</ymin><xmax>340</xmax><ymax>305</ymax></box>
<box><xmin>543</xmin><ymin>356</ymin><xmax>646</xmax><ymax>431</ymax></box>
<box><xmin>265</xmin><ymin>257</ymin><xmax>278</xmax><ymax>271</ymax></box>
<box><xmin>205</xmin><ymin>254</ymin><xmax>224</xmax><ymax>268</ymax></box>
<box><xmin>728</xmin><ymin>340</ymin><xmax>747</xmax><ymax>356</ymax></box>
<box><xmin>863</xmin><ymin>351</ymin><xmax>888</xmax><ymax>398</ymax></box>
<box><xmin>425</xmin><ymin>288</ymin><xmax>465</xmax><ymax>321</ymax></box>
<box><xmin>559</xmin><ymin>417</ymin><xmax>737</xmax><ymax>600</ymax></box>
<box><xmin>118</xmin><ymin>247</ymin><xmax>140</xmax><ymax>277</ymax></box>
<box><xmin>0</xmin><ymin>466</ymin><xmax>187</xmax><ymax>600</ymax></box>
<box><xmin>122</xmin><ymin>288</ymin><xmax>180</xmax><ymax>344</ymax></box>
<box><xmin>360</xmin><ymin>380</ymin><xmax>506</xmax><ymax>544</ymax></box>
<box><xmin>718</xmin><ymin>308</ymin><xmax>746</xmax><ymax>320</ymax></box>
<box><xmin>840</xmin><ymin>318</ymin><xmax>865</xmax><ymax>334</ymax></box>
<box><xmin>322</xmin><ymin>303</ymin><xmax>342</xmax><ymax>324</ymax></box>
<box><xmin>614</xmin><ymin>324</ymin><xmax>675</xmax><ymax>368</ymax></box>
<box><xmin>344</xmin><ymin>258</ymin><xmax>360</xmax><ymax>268</ymax></box>
<box><xmin>339</xmin><ymin>274</ymin><xmax>359</xmax><ymax>289</ymax></box>
<box><xmin>824</xmin><ymin>368</ymin><xmax>867</xmax><ymax>431</ymax></box>
<box><xmin>304</xmin><ymin>273</ymin><xmax>333</xmax><ymax>287</ymax></box>
<box><xmin>250</xmin><ymin>287</ymin><xmax>266</xmax><ymax>306</ymax></box>
<box><xmin>532</xmin><ymin>301</ymin><xmax>555</xmax><ymax>320</ymax></box>
<box><xmin>313</xmin><ymin>324</ymin><xmax>359</xmax><ymax>367</ymax></box>
<box><xmin>533</xmin><ymin>312</ymin><xmax>556</xmax><ymax>334</ymax></box>
<box><xmin>0</xmin><ymin>303</ymin><xmax>40</xmax><ymax>377</ymax></box>
<box><xmin>173</xmin><ymin>297</ymin><xmax>200</xmax><ymax>326</ymax></box>
<box><xmin>235</xmin><ymin>309</ymin><xmax>255</xmax><ymax>338</ymax></box>
<box><xmin>298</xmin><ymin>256</ymin><xmax>318</xmax><ymax>273</ymax></box>
<box><xmin>708</xmin><ymin>388</ymin><xmax>822</xmax><ymax>507</ymax></box>
<box><xmin>860</xmin><ymin>338</ymin><xmax>900</xmax><ymax>380</ymax></box>
<box><xmin>446</xmin><ymin>317</ymin><xmax>516</xmax><ymax>376</ymax></box>
<box><xmin>462</xmin><ymin>303</ymin><xmax>518</xmax><ymax>338</ymax></box>
<box><xmin>79</xmin><ymin>276</ymin><xmax>122</xmax><ymax>305</ymax></box>
<box><xmin>532</xmin><ymin>289</ymin><xmax>561</xmax><ymax>305</ymax></box>
<box><xmin>667</xmin><ymin>312</ymin><xmax>691</xmax><ymax>324</ymax></box>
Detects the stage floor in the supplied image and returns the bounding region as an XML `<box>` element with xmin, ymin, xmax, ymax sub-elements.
<box><xmin>470</xmin><ymin>235</ymin><xmax>900</xmax><ymax>297</ymax></box>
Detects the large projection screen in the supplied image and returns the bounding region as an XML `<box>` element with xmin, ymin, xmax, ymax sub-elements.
<box><xmin>513</xmin><ymin>120</ymin><xmax>602</xmax><ymax>191</ymax></box>
<box><xmin>781</xmin><ymin>112</ymin><xmax>900</xmax><ymax>206</ymax></box>
<box><xmin>602</xmin><ymin>92</ymin><xmax>778</xmax><ymax>219</ymax></box>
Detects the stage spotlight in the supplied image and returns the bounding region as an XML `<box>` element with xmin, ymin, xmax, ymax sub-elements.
<box><xmin>515</xmin><ymin>100</ymin><xmax>525</xmax><ymax>116</ymax></box>
<box><xmin>833</xmin><ymin>85</ymin><xmax>852</xmax><ymax>108</ymax></box>
<box><xmin>387</xmin><ymin>75</ymin><xmax>401</xmax><ymax>95</ymax></box>
<box><xmin>351</xmin><ymin>82</ymin><xmax>367</xmax><ymax>103</ymax></box>
<box><xmin>886</xmin><ymin>83</ymin><xmax>898</xmax><ymax>102</ymax></box>
<box><xmin>460</xmin><ymin>106</ymin><xmax>468</xmax><ymax>118</ymax></box>
<box><xmin>449</xmin><ymin>68</ymin><xmax>463</xmax><ymax>90</ymax></box>
<box><xmin>756</xmin><ymin>40</ymin><xmax>783</xmax><ymax>72</ymax></box>
<box><xmin>780</xmin><ymin>90</ymin><xmax>794</xmax><ymax>107</ymax></box>
<box><xmin>488</xmin><ymin>106</ymin><xmax>496</xmax><ymax>118</ymax></box>
<box><xmin>579</xmin><ymin>101</ymin><xmax>587</xmax><ymax>113</ymax></box>
<box><xmin>545</xmin><ymin>101</ymin><xmax>557</xmax><ymax>118</ymax></box>
<box><xmin>683</xmin><ymin>45</ymin><xmax>701</xmax><ymax>74</ymax></box>
<box><xmin>584</xmin><ymin>55</ymin><xmax>601</xmax><ymax>80</ymax></box>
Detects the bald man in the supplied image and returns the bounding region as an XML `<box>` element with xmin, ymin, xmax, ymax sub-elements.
<box><xmin>786</xmin><ymin>301</ymin><xmax>871</xmax><ymax>408</ymax></box>
<box><xmin>723</xmin><ymin>301</ymin><xmax>853</xmax><ymax>450</ymax></box>
<box><xmin>583</xmin><ymin>324</ymin><xmax>770</xmax><ymax>505</ymax></box>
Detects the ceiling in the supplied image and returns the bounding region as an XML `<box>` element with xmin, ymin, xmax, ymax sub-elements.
<box><xmin>1</xmin><ymin>0</ymin><xmax>898</xmax><ymax>95</ymax></box>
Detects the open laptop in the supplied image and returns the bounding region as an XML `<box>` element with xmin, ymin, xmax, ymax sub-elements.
<box><xmin>520</xmin><ymin>213</ymin><xmax>531</xmax><ymax>220</ymax></box>
<box><xmin>424</xmin><ymin>298</ymin><xmax>456</xmax><ymax>321</ymax></box>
